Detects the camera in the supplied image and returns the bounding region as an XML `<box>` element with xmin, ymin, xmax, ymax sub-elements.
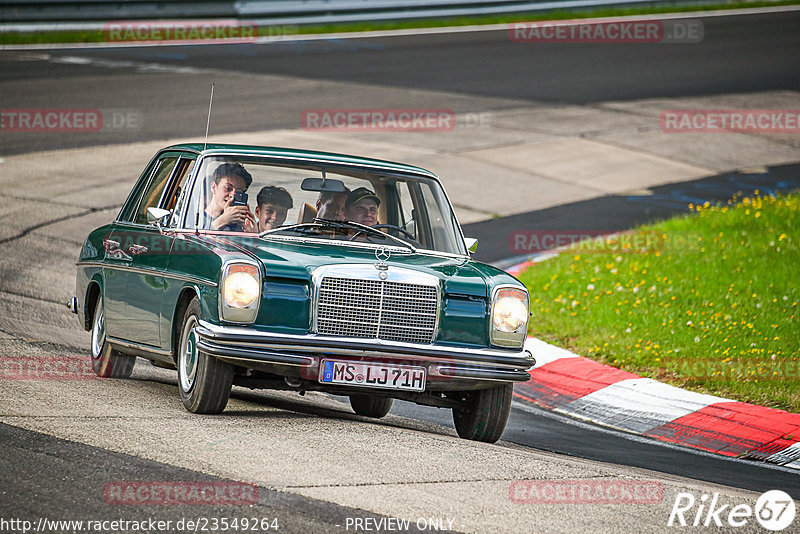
<box><xmin>232</xmin><ymin>190</ymin><xmax>248</xmax><ymax>206</ymax></box>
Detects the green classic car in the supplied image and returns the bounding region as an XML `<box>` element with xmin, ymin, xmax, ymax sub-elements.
<box><xmin>71</xmin><ymin>143</ymin><xmax>534</xmax><ymax>443</ymax></box>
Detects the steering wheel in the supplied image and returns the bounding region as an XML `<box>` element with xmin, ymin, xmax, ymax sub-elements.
<box><xmin>370</xmin><ymin>224</ymin><xmax>417</xmax><ymax>241</ymax></box>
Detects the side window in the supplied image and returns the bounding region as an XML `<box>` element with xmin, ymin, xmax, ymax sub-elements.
<box><xmin>132</xmin><ymin>157</ymin><xmax>179</xmax><ymax>225</ymax></box>
<box><xmin>396</xmin><ymin>181</ymin><xmax>416</xmax><ymax>238</ymax></box>
<box><xmin>117</xmin><ymin>158</ymin><xmax>159</xmax><ymax>223</ymax></box>
<box><xmin>163</xmin><ymin>158</ymin><xmax>196</xmax><ymax>228</ymax></box>
<box><xmin>416</xmin><ymin>182</ymin><xmax>461</xmax><ymax>253</ymax></box>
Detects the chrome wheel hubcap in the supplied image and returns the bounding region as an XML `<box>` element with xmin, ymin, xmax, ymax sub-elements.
<box><xmin>91</xmin><ymin>301</ymin><xmax>104</xmax><ymax>359</ymax></box>
<box><xmin>179</xmin><ymin>316</ymin><xmax>198</xmax><ymax>393</ymax></box>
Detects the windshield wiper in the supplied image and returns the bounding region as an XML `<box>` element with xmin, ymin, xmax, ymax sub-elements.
<box><xmin>259</xmin><ymin>218</ymin><xmax>416</xmax><ymax>252</ymax></box>
<box><xmin>258</xmin><ymin>222</ymin><xmax>323</xmax><ymax>238</ymax></box>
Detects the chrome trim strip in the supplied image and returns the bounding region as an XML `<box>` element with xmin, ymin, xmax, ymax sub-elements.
<box><xmin>433</xmin><ymin>365</ymin><xmax>531</xmax><ymax>382</ymax></box>
<box><xmin>75</xmin><ymin>261</ymin><xmax>107</xmax><ymax>268</ymax></box>
<box><xmin>197</xmin><ymin>149</ymin><xmax>439</xmax><ymax>180</ymax></box>
<box><xmin>167</xmin><ymin>271</ymin><xmax>218</xmax><ymax>288</ymax></box>
<box><xmin>75</xmin><ymin>261</ymin><xmax>218</xmax><ymax>288</ymax></box>
<box><xmin>197</xmin><ymin>330</ymin><xmax>530</xmax><ymax>383</ymax></box>
<box><xmin>196</xmin><ymin>320</ymin><xmax>534</xmax><ymax>369</ymax></box>
<box><xmin>196</xmin><ymin>340</ymin><xmax>316</xmax><ymax>367</ymax></box>
<box><xmin>107</xmin><ymin>336</ymin><xmax>172</xmax><ymax>357</ymax></box>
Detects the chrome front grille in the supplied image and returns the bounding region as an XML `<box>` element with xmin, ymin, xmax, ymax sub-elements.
<box><xmin>316</xmin><ymin>276</ymin><xmax>438</xmax><ymax>343</ymax></box>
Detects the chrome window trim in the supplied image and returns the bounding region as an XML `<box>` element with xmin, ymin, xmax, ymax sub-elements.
<box><xmin>197</xmin><ymin>149</ymin><xmax>439</xmax><ymax>180</ymax></box>
<box><xmin>310</xmin><ymin>264</ymin><xmax>441</xmax><ymax>343</ymax></box>
<box><xmin>176</xmin><ymin>153</ymin><xmax>207</xmax><ymax>229</ymax></box>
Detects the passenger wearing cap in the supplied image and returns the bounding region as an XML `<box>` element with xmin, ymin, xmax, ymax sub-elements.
<box><xmin>255</xmin><ymin>185</ymin><xmax>293</xmax><ymax>231</ymax></box>
<box><xmin>345</xmin><ymin>187</ymin><xmax>380</xmax><ymax>227</ymax></box>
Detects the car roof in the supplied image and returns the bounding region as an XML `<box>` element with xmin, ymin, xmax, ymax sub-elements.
<box><xmin>164</xmin><ymin>143</ymin><xmax>439</xmax><ymax>180</ymax></box>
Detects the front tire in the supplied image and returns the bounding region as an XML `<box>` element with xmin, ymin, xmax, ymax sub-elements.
<box><xmin>349</xmin><ymin>395</ymin><xmax>393</xmax><ymax>418</ymax></box>
<box><xmin>452</xmin><ymin>384</ymin><xmax>513</xmax><ymax>443</ymax></box>
<box><xmin>177</xmin><ymin>297</ymin><xmax>233</xmax><ymax>414</ymax></box>
<box><xmin>90</xmin><ymin>296</ymin><xmax>135</xmax><ymax>378</ymax></box>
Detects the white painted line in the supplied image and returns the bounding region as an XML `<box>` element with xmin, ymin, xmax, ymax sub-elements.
<box><xmin>561</xmin><ymin>377</ymin><xmax>729</xmax><ymax>434</ymax></box>
<box><xmin>783</xmin><ymin>459</ymin><xmax>800</xmax><ymax>470</ymax></box>
<box><xmin>3</xmin><ymin>5</ymin><xmax>799</xmax><ymax>51</ymax></box>
<box><xmin>525</xmin><ymin>337</ymin><xmax>581</xmax><ymax>369</ymax></box>
<box><xmin>765</xmin><ymin>441</ymin><xmax>800</xmax><ymax>467</ymax></box>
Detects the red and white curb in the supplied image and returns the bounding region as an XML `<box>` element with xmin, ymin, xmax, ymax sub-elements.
<box><xmin>514</xmin><ymin>337</ymin><xmax>800</xmax><ymax>469</ymax></box>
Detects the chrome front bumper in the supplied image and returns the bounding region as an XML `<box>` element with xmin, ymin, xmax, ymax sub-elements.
<box><xmin>195</xmin><ymin>320</ymin><xmax>535</xmax><ymax>384</ymax></box>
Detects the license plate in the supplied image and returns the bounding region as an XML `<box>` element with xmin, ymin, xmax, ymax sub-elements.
<box><xmin>319</xmin><ymin>360</ymin><xmax>426</xmax><ymax>392</ymax></box>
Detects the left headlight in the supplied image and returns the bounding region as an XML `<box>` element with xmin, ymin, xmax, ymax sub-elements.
<box><xmin>220</xmin><ymin>262</ymin><xmax>261</xmax><ymax>323</ymax></box>
<box><xmin>490</xmin><ymin>286</ymin><xmax>529</xmax><ymax>348</ymax></box>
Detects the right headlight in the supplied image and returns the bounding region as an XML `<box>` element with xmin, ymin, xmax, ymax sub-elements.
<box><xmin>219</xmin><ymin>262</ymin><xmax>261</xmax><ymax>323</ymax></box>
<box><xmin>490</xmin><ymin>286</ymin><xmax>529</xmax><ymax>348</ymax></box>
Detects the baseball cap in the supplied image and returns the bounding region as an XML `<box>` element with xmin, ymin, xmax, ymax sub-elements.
<box><xmin>345</xmin><ymin>187</ymin><xmax>381</xmax><ymax>208</ymax></box>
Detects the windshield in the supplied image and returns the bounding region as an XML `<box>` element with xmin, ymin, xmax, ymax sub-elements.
<box><xmin>179</xmin><ymin>155</ymin><xmax>467</xmax><ymax>255</ymax></box>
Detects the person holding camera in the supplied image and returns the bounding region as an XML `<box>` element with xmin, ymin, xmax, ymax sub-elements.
<box><xmin>202</xmin><ymin>162</ymin><xmax>256</xmax><ymax>232</ymax></box>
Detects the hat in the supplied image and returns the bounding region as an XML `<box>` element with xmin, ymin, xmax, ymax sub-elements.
<box><xmin>345</xmin><ymin>187</ymin><xmax>381</xmax><ymax>208</ymax></box>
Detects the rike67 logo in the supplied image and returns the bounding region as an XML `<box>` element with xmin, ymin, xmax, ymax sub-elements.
<box><xmin>668</xmin><ymin>490</ymin><xmax>796</xmax><ymax>531</ymax></box>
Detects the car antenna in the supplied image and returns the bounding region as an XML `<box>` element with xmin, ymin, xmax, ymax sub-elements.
<box><xmin>203</xmin><ymin>82</ymin><xmax>214</xmax><ymax>152</ymax></box>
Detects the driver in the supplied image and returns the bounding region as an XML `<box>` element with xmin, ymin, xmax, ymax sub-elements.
<box><xmin>315</xmin><ymin>190</ymin><xmax>349</xmax><ymax>221</ymax></box>
<box><xmin>345</xmin><ymin>187</ymin><xmax>380</xmax><ymax>226</ymax></box>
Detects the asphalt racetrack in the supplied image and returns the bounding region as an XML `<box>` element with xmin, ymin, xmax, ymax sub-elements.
<box><xmin>1</xmin><ymin>10</ymin><xmax>799</xmax><ymax>155</ymax></box>
<box><xmin>1</xmin><ymin>8</ymin><xmax>799</xmax><ymax>533</ymax></box>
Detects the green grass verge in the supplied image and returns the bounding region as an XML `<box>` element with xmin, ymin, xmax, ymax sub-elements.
<box><xmin>2</xmin><ymin>0</ymin><xmax>798</xmax><ymax>45</ymax></box>
<box><xmin>517</xmin><ymin>192</ymin><xmax>800</xmax><ymax>412</ymax></box>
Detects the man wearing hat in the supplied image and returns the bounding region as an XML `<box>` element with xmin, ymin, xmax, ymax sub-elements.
<box><xmin>345</xmin><ymin>187</ymin><xmax>380</xmax><ymax>227</ymax></box>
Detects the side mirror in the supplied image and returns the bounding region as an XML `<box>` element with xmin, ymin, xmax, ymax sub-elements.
<box><xmin>464</xmin><ymin>237</ymin><xmax>478</xmax><ymax>254</ymax></box>
<box><xmin>146</xmin><ymin>207</ymin><xmax>171</xmax><ymax>231</ymax></box>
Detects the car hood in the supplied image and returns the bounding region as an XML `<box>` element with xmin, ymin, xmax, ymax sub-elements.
<box><xmin>215</xmin><ymin>236</ymin><xmax>501</xmax><ymax>298</ymax></box>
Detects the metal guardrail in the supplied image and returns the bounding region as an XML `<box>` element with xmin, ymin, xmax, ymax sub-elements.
<box><xmin>2</xmin><ymin>0</ymin><xmax>678</xmax><ymax>27</ymax></box>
